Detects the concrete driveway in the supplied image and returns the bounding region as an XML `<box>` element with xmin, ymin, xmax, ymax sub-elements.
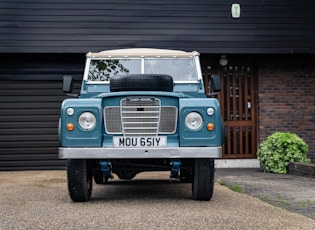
<box><xmin>0</xmin><ymin>170</ymin><xmax>314</xmax><ymax>229</ymax></box>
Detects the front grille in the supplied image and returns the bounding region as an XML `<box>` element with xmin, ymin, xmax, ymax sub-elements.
<box><xmin>104</xmin><ymin>97</ymin><xmax>177</xmax><ymax>136</ymax></box>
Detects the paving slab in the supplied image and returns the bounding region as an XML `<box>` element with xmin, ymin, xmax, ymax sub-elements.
<box><xmin>215</xmin><ymin>168</ymin><xmax>315</xmax><ymax>220</ymax></box>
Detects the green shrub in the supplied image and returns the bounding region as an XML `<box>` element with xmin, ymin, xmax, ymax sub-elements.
<box><xmin>257</xmin><ymin>132</ymin><xmax>310</xmax><ymax>174</ymax></box>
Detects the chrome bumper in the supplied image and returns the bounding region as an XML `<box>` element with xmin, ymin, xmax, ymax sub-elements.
<box><xmin>59</xmin><ymin>147</ymin><xmax>222</xmax><ymax>159</ymax></box>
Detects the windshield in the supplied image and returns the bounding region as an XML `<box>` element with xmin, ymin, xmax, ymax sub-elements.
<box><xmin>87</xmin><ymin>58</ymin><xmax>198</xmax><ymax>82</ymax></box>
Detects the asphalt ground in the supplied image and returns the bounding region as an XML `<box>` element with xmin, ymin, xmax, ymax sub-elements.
<box><xmin>0</xmin><ymin>170</ymin><xmax>315</xmax><ymax>229</ymax></box>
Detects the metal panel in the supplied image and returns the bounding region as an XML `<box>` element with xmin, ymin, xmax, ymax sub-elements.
<box><xmin>0</xmin><ymin>1</ymin><xmax>314</xmax><ymax>54</ymax></box>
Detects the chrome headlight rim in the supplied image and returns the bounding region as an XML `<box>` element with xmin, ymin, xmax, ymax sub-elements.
<box><xmin>78</xmin><ymin>112</ymin><xmax>96</xmax><ymax>130</ymax></box>
<box><xmin>185</xmin><ymin>112</ymin><xmax>203</xmax><ymax>130</ymax></box>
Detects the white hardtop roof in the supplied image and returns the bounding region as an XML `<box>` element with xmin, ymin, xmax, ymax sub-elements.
<box><xmin>87</xmin><ymin>48</ymin><xmax>199</xmax><ymax>58</ymax></box>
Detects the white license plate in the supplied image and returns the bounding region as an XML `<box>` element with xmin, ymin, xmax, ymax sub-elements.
<box><xmin>113</xmin><ymin>136</ymin><xmax>167</xmax><ymax>148</ymax></box>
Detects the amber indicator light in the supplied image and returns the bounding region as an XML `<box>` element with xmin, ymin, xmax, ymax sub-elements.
<box><xmin>207</xmin><ymin>123</ymin><xmax>214</xmax><ymax>131</ymax></box>
<box><xmin>67</xmin><ymin>123</ymin><xmax>74</xmax><ymax>131</ymax></box>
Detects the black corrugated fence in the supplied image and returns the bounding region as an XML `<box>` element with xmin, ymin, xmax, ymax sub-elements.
<box><xmin>0</xmin><ymin>54</ymin><xmax>83</xmax><ymax>170</ymax></box>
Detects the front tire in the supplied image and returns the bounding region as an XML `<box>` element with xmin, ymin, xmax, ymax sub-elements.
<box><xmin>192</xmin><ymin>158</ymin><xmax>215</xmax><ymax>201</ymax></box>
<box><xmin>67</xmin><ymin>159</ymin><xmax>92</xmax><ymax>202</ymax></box>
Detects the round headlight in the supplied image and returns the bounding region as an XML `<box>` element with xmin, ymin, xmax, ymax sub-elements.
<box><xmin>78</xmin><ymin>112</ymin><xmax>96</xmax><ymax>130</ymax></box>
<box><xmin>185</xmin><ymin>112</ymin><xmax>203</xmax><ymax>130</ymax></box>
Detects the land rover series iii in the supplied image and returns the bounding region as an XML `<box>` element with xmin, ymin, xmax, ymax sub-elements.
<box><xmin>59</xmin><ymin>48</ymin><xmax>223</xmax><ymax>202</ymax></box>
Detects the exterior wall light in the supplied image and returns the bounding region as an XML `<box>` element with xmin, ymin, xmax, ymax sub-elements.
<box><xmin>231</xmin><ymin>4</ymin><xmax>241</xmax><ymax>18</ymax></box>
<box><xmin>219</xmin><ymin>55</ymin><xmax>228</xmax><ymax>66</ymax></box>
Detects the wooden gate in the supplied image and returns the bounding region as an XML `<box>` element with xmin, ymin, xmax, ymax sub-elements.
<box><xmin>202</xmin><ymin>57</ymin><xmax>257</xmax><ymax>159</ymax></box>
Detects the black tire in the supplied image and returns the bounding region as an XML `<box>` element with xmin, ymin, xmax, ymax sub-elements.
<box><xmin>110</xmin><ymin>74</ymin><xmax>173</xmax><ymax>92</ymax></box>
<box><xmin>67</xmin><ymin>159</ymin><xmax>92</xmax><ymax>202</ymax></box>
<box><xmin>192</xmin><ymin>158</ymin><xmax>215</xmax><ymax>201</ymax></box>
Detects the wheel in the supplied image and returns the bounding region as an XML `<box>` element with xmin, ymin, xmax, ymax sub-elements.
<box><xmin>67</xmin><ymin>159</ymin><xmax>92</xmax><ymax>202</ymax></box>
<box><xmin>192</xmin><ymin>158</ymin><xmax>215</xmax><ymax>201</ymax></box>
<box><xmin>110</xmin><ymin>74</ymin><xmax>173</xmax><ymax>92</ymax></box>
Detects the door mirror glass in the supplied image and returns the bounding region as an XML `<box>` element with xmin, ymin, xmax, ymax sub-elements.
<box><xmin>63</xmin><ymin>75</ymin><xmax>73</xmax><ymax>93</ymax></box>
<box><xmin>211</xmin><ymin>74</ymin><xmax>221</xmax><ymax>92</ymax></box>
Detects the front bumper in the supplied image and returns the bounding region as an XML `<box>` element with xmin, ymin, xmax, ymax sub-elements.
<box><xmin>59</xmin><ymin>147</ymin><xmax>222</xmax><ymax>159</ymax></box>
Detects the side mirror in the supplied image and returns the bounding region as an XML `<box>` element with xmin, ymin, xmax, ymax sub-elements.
<box><xmin>211</xmin><ymin>74</ymin><xmax>221</xmax><ymax>92</ymax></box>
<box><xmin>63</xmin><ymin>75</ymin><xmax>78</xmax><ymax>97</ymax></box>
<box><xmin>63</xmin><ymin>75</ymin><xmax>73</xmax><ymax>93</ymax></box>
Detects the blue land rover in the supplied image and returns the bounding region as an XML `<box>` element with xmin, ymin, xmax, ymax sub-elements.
<box><xmin>59</xmin><ymin>48</ymin><xmax>223</xmax><ymax>202</ymax></box>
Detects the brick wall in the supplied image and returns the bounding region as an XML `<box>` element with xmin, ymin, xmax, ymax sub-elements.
<box><xmin>257</xmin><ymin>56</ymin><xmax>315</xmax><ymax>162</ymax></box>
